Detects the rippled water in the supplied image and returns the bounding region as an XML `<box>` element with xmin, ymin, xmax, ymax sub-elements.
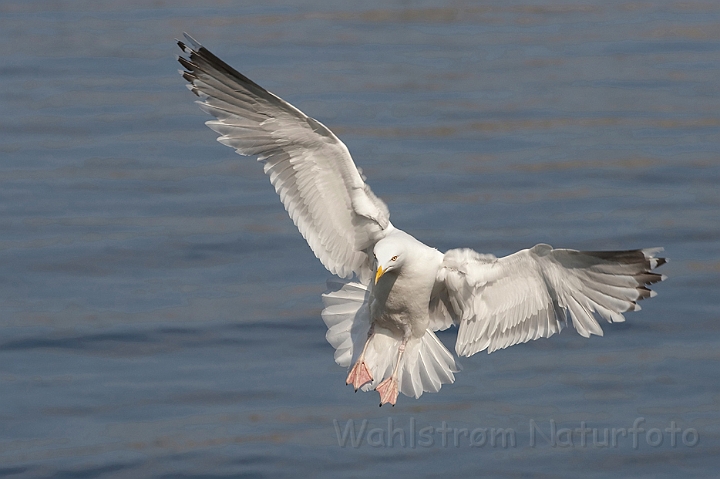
<box><xmin>1</xmin><ymin>1</ymin><xmax>719</xmax><ymax>477</ymax></box>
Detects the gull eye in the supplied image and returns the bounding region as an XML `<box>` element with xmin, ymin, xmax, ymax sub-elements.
<box><xmin>391</xmin><ymin>255</ymin><xmax>398</xmax><ymax>261</ymax></box>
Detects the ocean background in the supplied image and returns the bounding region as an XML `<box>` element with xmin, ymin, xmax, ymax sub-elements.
<box><xmin>1</xmin><ymin>1</ymin><xmax>718</xmax><ymax>477</ymax></box>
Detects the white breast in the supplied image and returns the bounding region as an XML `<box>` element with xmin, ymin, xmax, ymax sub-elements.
<box><xmin>371</xmin><ymin>239</ymin><xmax>444</xmax><ymax>339</ymax></box>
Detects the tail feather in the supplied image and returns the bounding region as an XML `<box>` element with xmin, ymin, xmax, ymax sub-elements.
<box><xmin>321</xmin><ymin>279</ymin><xmax>460</xmax><ymax>399</ymax></box>
<box><xmin>321</xmin><ymin>279</ymin><xmax>371</xmax><ymax>368</ymax></box>
<box><xmin>360</xmin><ymin>329</ymin><xmax>399</xmax><ymax>392</ymax></box>
<box><xmin>399</xmin><ymin>331</ymin><xmax>461</xmax><ymax>398</ymax></box>
<box><xmin>360</xmin><ymin>327</ymin><xmax>460</xmax><ymax>397</ymax></box>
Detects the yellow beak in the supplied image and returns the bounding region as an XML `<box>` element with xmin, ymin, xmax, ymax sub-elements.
<box><xmin>374</xmin><ymin>266</ymin><xmax>384</xmax><ymax>284</ymax></box>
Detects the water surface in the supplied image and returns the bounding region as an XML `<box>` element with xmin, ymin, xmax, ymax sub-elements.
<box><xmin>1</xmin><ymin>1</ymin><xmax>719</xmax><ymax>477</ymax></box>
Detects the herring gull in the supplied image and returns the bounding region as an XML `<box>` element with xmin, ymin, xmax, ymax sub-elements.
<box><xmin>177</xmin><ymin>34</ymin><xmax>666</xmax><ymax>406</ymax></box>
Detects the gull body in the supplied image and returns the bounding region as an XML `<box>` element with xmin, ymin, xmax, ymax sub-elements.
<box><xmin>177</xmin><ymin>35</ymin><xmax>666</xmax><ymax>406</ymax></box>
<box><xmin>372</xmin><ymin>231</ymin><xmax>443</xmax><ymax>339</ymax></box>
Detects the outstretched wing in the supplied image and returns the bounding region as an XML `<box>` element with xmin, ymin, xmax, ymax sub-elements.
<box><xmin>177</xmin><ymin>34</ymin><xmax>391</xmax><ymax>280</ymax></box>
<box><xmin>436</xmin><ymin>244</ymin><xmax>666</xmax><ymax>357</ymax></box>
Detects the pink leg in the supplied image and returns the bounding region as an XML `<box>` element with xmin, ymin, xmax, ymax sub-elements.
<box><xmin>376</xmin><ymin>339</ymin><xmax>407</xmax><ymax>407</ymax></box>
<box><xmin>346</xmin><ymin>326</ymin><xmax>374</xmax><ymax>391</ymax></box>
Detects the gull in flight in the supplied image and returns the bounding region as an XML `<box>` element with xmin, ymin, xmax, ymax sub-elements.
<box><xmin>177</xmin><ymin>34</ymin><xmax>666</xmax><ymax>406</ymax></box>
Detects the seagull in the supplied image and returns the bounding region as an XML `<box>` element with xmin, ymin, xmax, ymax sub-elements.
<box><xmin>177</xmin><ymin>34</ymin><xmax>666</xmax><ymax>406</ymax></box>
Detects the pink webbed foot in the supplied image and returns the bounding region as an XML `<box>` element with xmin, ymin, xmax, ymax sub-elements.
<box><xmin>376</xmin><ymin>377</ymin><xmax>399</xmax><ymax>406</ymax></box>
<box><xmin>346</xmin><ymin>360</ymin><xmax>373</xmax><ymax>391</ymax></box>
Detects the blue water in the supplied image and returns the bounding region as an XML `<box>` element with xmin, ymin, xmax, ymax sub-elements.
<box><xmin>1</xmin><ymin>1</ymin><xmax>719</xmax><ymax>477</ymax></box>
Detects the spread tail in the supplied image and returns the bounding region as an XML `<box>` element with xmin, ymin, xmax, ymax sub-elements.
<box><xmin>322</xmin><ymin>279</ymin><xmax>460</xmax><ymax>399</ymax></box>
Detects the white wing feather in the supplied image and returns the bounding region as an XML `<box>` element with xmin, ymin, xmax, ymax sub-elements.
<box><xmin>437</xmin><ymin>244</ymin><xmax>666</xmax><ymax>357</ymax></box>
<box><xmin>178</xmin><ymin>34</ymin><xmax>390</xmax><ymax>280</ymax></box>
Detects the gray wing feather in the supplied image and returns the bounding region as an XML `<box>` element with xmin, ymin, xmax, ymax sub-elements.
<box><xmin>437</xmin><ymin>244</ymin><xmax>666</xmax><ymax>357</ymax></box>
<box><xmin>178</xmin><ymin>34</ymin><xmax>390</xmax><ymax>280</ymax></box>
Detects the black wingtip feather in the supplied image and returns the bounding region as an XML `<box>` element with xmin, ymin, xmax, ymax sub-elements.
<box><xmin>176</xmin><ymin>34</ymin><xmax>302</xmax><ymax>121</ymax></box>
<box><xmin>176</xmin><ymin>35</ymin><xmax>268</xmax><ymax>94</ymax></box>
<box><xmin>177</xmin><ymin>55</ymin><xmax>195</xmax><ymax>72</ymax></box>
<box><xmin>635</xmin><ymin>272</ymin><xmax>664</xmax><ymax>285</ymax></box>
<box><xmin>580</xmin><ymin>249</ymin><xmax>646</xmax><ymax>263</ymax></box>
<box><xmin>578</xmin><ymin>248</ymin><xmax>667</xmax><ymax>276</ymax></box>
<box><xmin>576</xmin><ymin>248</ymin><xmax>667</xmax><ymax>302</ymax></box>
<box><xmin>636</xmin><ymin>286</ymin><xmax>653</xmax><ymax>300</ymax></box>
